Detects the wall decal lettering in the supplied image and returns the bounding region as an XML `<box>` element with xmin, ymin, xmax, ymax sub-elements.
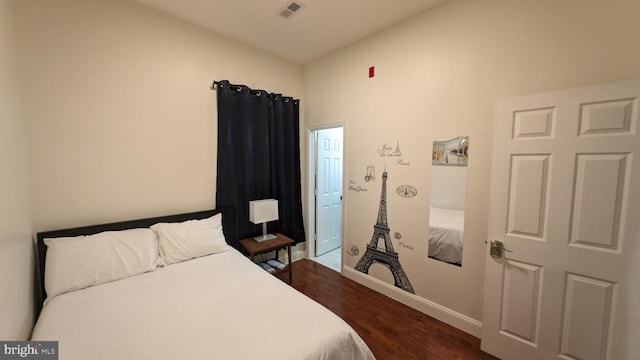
<box><xmin>348</xmin><ymin>180</ymin><xmax>368</xmax><ymax>193</ymax></box>
<box><xmin>399</xmin><ymin>241</ymin><xmax>414</xmax><ymax>250</ymax></box>
<box><xmin>377</xmin><ymin>140</ymin><xmax>402</xmax><ymax>158</ymax></box>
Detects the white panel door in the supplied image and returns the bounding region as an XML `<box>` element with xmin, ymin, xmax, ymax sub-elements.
<box><xmin>316</xmin><ymin>127</ymin><xmax>343</xmax><ymax>256</ymax></box>
<box><xmin>482</xmin><ymin>79</ymin><xmax>640</xmax><ymax>360</ymax></box>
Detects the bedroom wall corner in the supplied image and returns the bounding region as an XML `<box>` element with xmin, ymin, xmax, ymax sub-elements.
<box><xmin>0</xmin><ymin>0</ymin><xmax>35</xmax><ymax>340</ymax></box>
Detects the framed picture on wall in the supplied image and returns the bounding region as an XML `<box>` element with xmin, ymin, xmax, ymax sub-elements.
<box><xmin>432</xmin><ymin>136</ymin><xmax>469</xmax><ymax>166</ymax></box>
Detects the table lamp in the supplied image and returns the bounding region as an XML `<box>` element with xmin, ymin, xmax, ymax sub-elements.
<box><xmin>249</xmin><ymin>199</ymin><xmax>279</xmax><ymax>242</ymax></box>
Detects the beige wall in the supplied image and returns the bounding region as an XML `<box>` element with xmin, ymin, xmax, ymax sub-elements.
<box><xmin>304</xmin><ymin>0</ymin><xmax>640</xmax><ymax>329</ymax></box>
<box><xmin>0</xmin><ymin>0</ymin><xmax>34</xmax><ymax>340</ymax></box>
<box><xmin>13</xmin><ymin>0</ymin><xmax>304</xmax><ymax>232</ymax></box>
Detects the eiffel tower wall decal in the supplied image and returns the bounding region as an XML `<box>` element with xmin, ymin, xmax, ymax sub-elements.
<box><xmin>354</xmin><ymin>169</ymin><xmax>415</xmax><ymax>294</ymax></box>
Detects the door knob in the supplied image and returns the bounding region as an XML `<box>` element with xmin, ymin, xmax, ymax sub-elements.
<box><xmin>490</xmin><ymin>240</ymin><xmax>512</xmax><ymax>258</ymax></box>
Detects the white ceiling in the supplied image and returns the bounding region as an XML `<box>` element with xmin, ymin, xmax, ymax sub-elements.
<box><xmin>131</xmin><ymin>0</ymin><xmax>449</xmax><ymax>64</ymax></box>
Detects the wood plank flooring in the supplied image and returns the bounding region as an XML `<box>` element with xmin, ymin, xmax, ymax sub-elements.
<box><xmin>289</xmin><ymin>259</ymin><xmax>499</xmax><ymax>360</ymax></box>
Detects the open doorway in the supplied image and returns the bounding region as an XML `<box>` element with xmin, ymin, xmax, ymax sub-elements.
<box><xmin>308</xmin><ymin>125</ymin><xmax>343</xmax><ymax>272</ymax></box>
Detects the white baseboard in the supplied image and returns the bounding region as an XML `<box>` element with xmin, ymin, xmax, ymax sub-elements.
<box><xmin>291</xmin><ymin>248</ymin><xmax>305</xmax><ymax>262</ymax></box>
<box><xmin>342</xmin><ymin>267</ymin><xmax>482</xmax><ymax>338</ymax></box>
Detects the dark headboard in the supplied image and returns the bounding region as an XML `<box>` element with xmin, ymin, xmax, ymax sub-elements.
<box><xmin>34</xmin><ymin>207</ymin><xmax>236</xmax><ymax>311</ymax></box>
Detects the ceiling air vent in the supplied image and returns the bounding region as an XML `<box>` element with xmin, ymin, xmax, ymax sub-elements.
<box><xmin>279</xmin><ymin>1</ymin><xmax>305</xmax><ymax>19</ymax></box>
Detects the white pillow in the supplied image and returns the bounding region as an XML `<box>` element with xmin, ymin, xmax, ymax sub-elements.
<box><xmin>44</xmin><ymin>228</ymin><xmax>161</xmax><ymax>300</ymax></box>
<box><xmin>151</xmin><ymin>213</ymin><xmax>228</xmax><ymax>265</ymax></box>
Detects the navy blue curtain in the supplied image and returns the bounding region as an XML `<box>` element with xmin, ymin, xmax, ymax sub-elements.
<box><xmin>214</xmin><ymin>80</ymin><xmax>306</xmax><ymax>245</ymax></box>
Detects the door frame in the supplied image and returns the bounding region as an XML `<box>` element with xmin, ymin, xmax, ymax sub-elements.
<box><xmin>306</xmin><ymin>123</ymin><xmax>345</xmax><ymax>262</ymax></box>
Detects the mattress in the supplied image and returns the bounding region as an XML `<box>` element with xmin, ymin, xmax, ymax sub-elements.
<box><xmin>32</xmin><ymin>248</ymin><xmax>375</xmax><ymax>360</ymax></box>
<box><xmin>428</xmin><ymin>206</ymin><xmax>464</xmax><ymax>265</ymax></box>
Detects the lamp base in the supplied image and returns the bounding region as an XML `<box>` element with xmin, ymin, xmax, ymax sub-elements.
<box><xmin>253</xmin><ymin>233</ymin><xmax>277</xmax><ymax>242</ymax></box>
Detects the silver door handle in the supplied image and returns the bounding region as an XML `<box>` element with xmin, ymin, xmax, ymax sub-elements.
<box><xmin>490</xmin><ymin>240</ymin><xmax>512</xmax><ymax>258</ymax></box>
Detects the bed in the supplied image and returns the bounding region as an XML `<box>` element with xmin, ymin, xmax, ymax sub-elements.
<box><xmin>428</xmin><ymin>206</ymin><xmax>464</xmax><ymax>266</ymax></box>
<box><xmin>31</xmin><ymin>208</ymin><xmax>375</xmax><ymax>360</ymax></box>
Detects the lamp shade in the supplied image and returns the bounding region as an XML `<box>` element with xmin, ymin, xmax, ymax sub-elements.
<box><xmin>249</xmin><ymin>199</ymin><xmax>279</xmax><ymax>224</ymax></box>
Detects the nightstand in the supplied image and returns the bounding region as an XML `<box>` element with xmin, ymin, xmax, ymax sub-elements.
<box><xmin>239</xmin><ymin>233</ymin><xmax>293</xmax><ymax>284</ymax></box>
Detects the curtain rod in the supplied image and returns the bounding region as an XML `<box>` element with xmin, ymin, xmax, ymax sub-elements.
<box><xmin>210</xmin><ymin>80</ymin><xmax>224</xmax><ymax>90</ymax></box>
<box><xmin>210</xmin><ymin>80</ymin><xmax>299</xmax><ymax>103</ymax></box>
<box><xmin>210</xmin><ymin>80</ymin><xmax>255</xmax><ymax>94</ymax></box>
<box><xmin>211</xmin><ymin>80</ymin><xmax>248</xmax><ymax>91</ymax></box>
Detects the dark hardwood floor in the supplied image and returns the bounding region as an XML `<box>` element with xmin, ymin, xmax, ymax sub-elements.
<box><xmin>289</xmin><ymin>259</ymin><xmax>498</xmax><ymax>360</ymax></box>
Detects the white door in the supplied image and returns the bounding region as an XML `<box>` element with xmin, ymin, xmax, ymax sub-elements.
<box><xmin>482</xmin><ymin>79</ymin><xmax>640</xmax><ymax>360</ymax></box>
<box><xmin>316</xmin><ymin>127</ymin><xmax>343</xmax><ymax>256</ymax></box>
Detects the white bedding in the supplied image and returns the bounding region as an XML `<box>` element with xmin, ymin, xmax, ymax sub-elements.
<box><xmin>428</xmin><ymin>206</ymin><xmax>464</xmax><ymax>265</ymax></box>
<box><xmin>32</xmin><ymin>248</ymin><xmax>375</xmax><ymax>360</ymax></box>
